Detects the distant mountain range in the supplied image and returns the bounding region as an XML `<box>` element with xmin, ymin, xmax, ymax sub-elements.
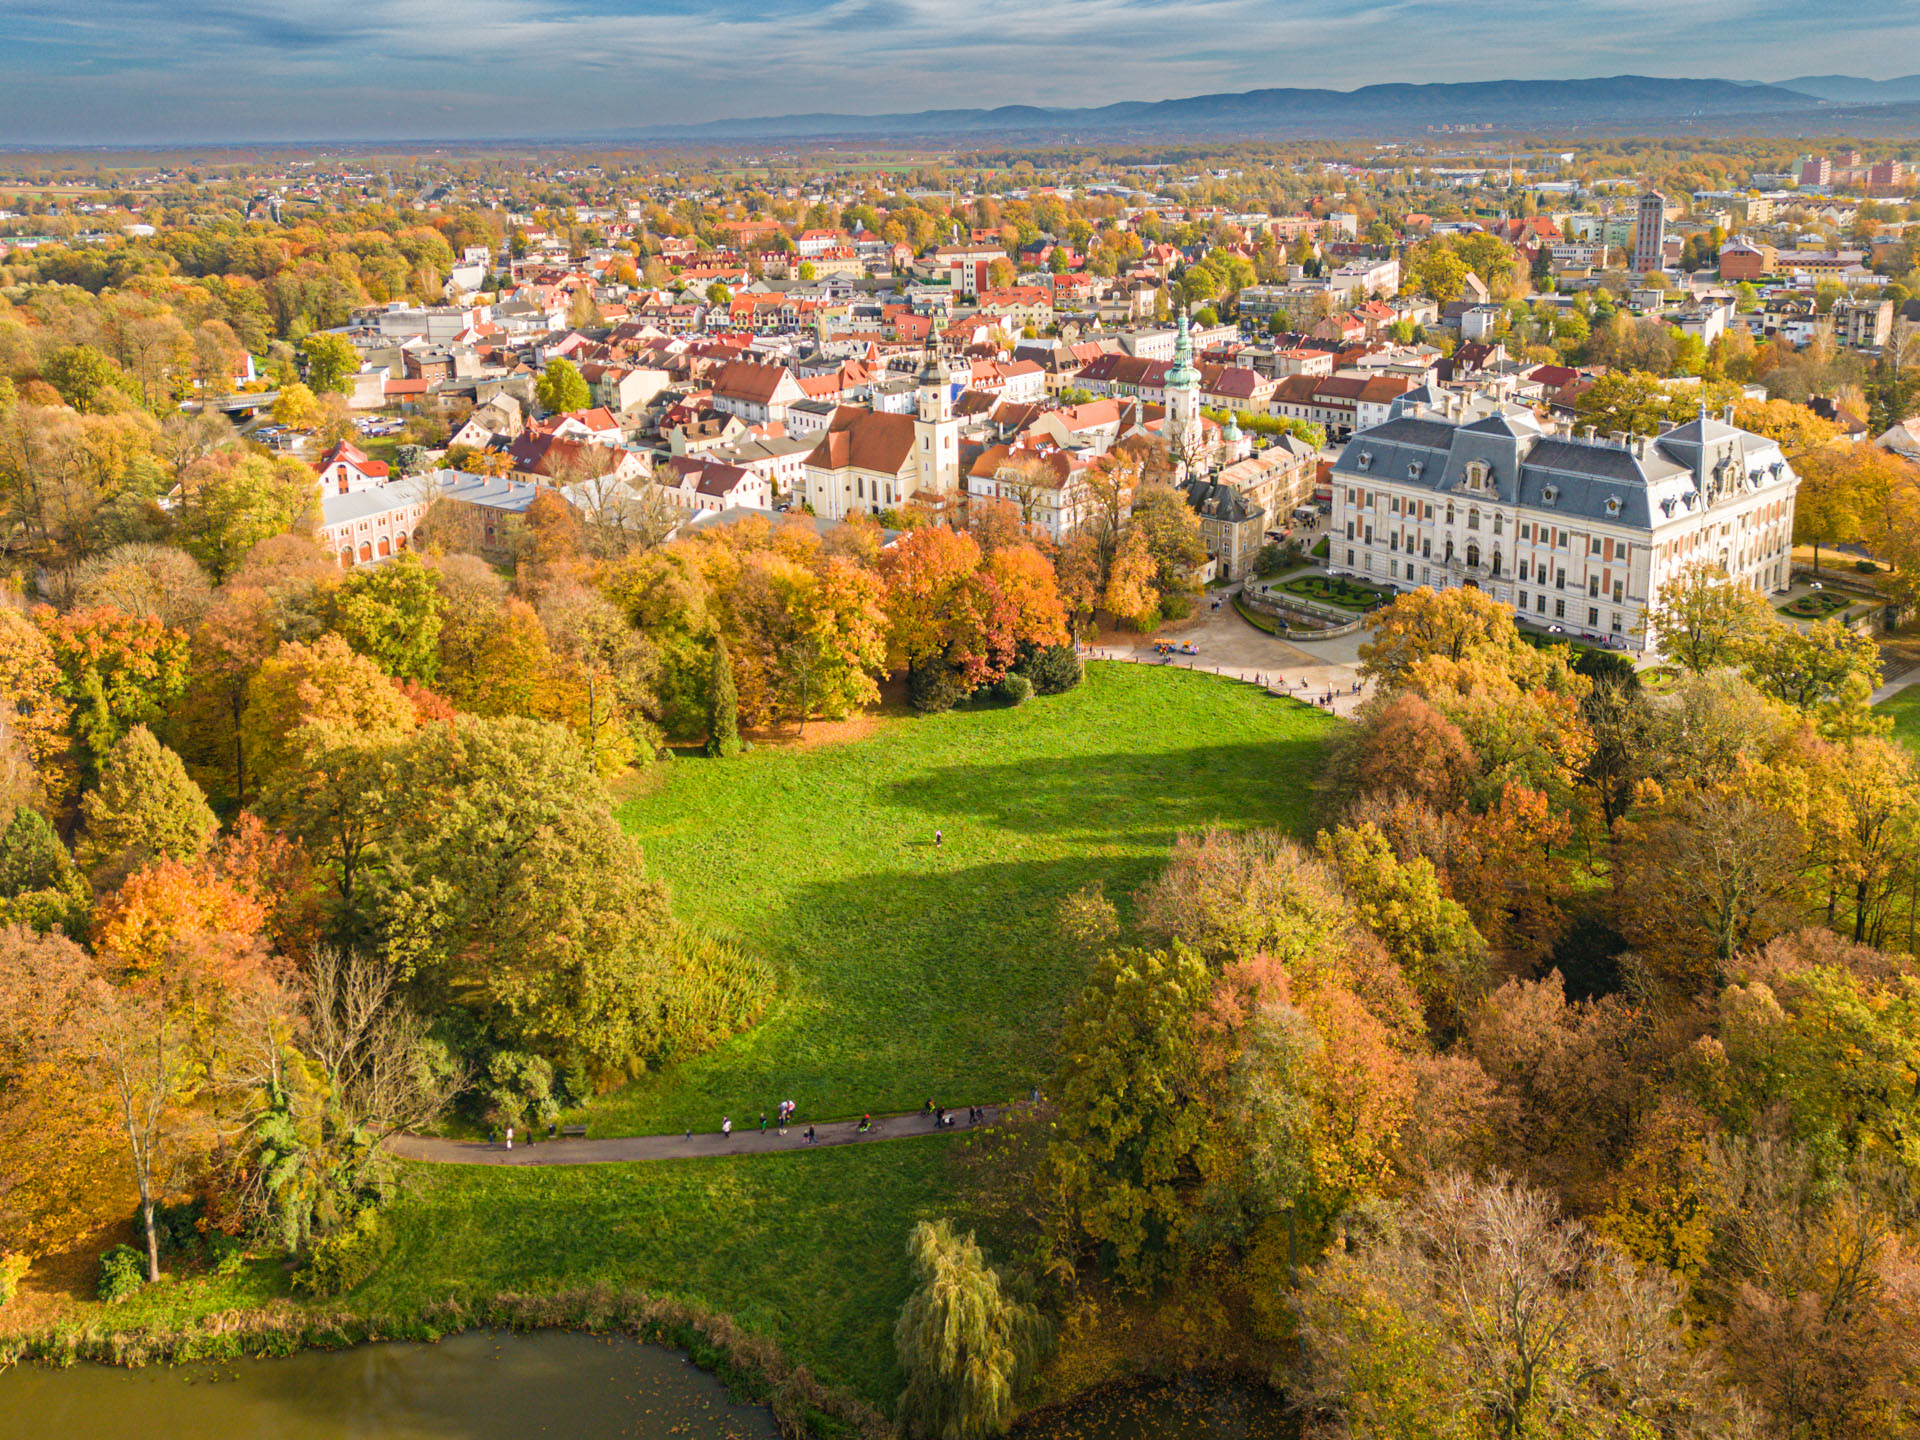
<box><xmin>1779</xmin><ymin>74</ymin><xmax>1920</xmax><ymax>104</ymax></box>
<box><xmin>607</xmin><ymin>74</ymin><xmax>1920</xmax><ymax>144</ymax></box>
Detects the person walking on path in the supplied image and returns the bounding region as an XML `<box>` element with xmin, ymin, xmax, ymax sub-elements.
<box><xmin>721</xmin><ymin>1115</ymin><xmax>732</xmax><ymax>1138</ymax></box>
<box><xmin>505</xmin><ymin>1124</ymin><xmax>513</xmax><ymax>1151</ymax></box>
<box><xmin>804</xmin><ymin>1125</ymin><xmax>816</xmax><ymax>1145</ymax></box>
<box><xmin>759</xmin><ymin>1111</ymin><xmax>767</xmax><ymax>1134</ymax></box>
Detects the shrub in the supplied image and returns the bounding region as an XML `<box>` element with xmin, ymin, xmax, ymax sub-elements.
<box><xmin>140</xmin><ymin>1200</ymin><xmax>205</xmax><ymax>1262</ymax></box>
<box><xmin>97</xmin><ymin>1244</ymin><xmax>146</xmax><ymax>1304</ymax></box>
<box><xmin>1015</xmin><ymin>641</ymin><xmax>1082</xmax><ymax>696</ymax></box>
<box><xmin>1856</xmin><ymin>559</ymin><xmax>1877</xmax><ymax>574</ymax></box>
<box><xmin>0</xmin><ymin>1251</ymin><xmax>28</xmax><ymax>1307</ymax></box>
<box><xmin>1159</xmin><ymin>592</ymin><xmax>1194</xmax><ymax>622</ymax></box>
<box><xmin>293</xmin><ymin>1209</ymin><xmax>395</xmax><ymax>1299</ymax></box>
<box><xmin>908</xmin><ymin>658</ymin><xmax>965</xmax><ymax>715</ymax></box>
<box><xmin>209</xmin><ymin>1233</ymin><xmax>248</xmax><ymax>1277</ymax></box>
<box><xmin>998</xmin><ymin>674</ymin><xmax>1034</xmax><ymax>706</ymax></box>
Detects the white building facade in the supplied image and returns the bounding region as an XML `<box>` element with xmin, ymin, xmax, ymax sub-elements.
<box><xmin>1327</xmin><ymin>392</ymin><xmax>1799</xmax><ymax>651</ymax></box>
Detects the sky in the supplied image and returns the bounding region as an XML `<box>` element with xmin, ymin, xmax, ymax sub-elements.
<box><xmin>0</xmin><ymin>0</ymin><xmax>1914</xmax><ymax>145</ymax></box>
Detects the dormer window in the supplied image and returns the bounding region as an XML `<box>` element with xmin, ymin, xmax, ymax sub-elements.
<box><xmin>1541</xmin><ymin>485</ymin><xmax>1558</xmax><ymax>506</ymax></box>
<box><xmin>1464</xmin><ymin>460</ymin><xmax>1490</xmax><ymax>492</ymax></box>
<box><xmin>1605</xmin><ymin>496</ymin><xmax>1622</xmax><ymax>516</ymax></box>
<box><xmin>1407</xmin><ymin>460</ymin><xmax>1424</xmax><ymax>479</ymax></box>
<box><xmin>1356</xmin><ymin>451</ymin><xmax>1373</xmax><ymax>471</ymax></box>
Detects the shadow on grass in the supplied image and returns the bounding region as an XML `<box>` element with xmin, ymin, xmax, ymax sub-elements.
<box><xmin>877</xmin><ymin>737</ymin><xmax>1330</xmax><ymax>841</ymax></box>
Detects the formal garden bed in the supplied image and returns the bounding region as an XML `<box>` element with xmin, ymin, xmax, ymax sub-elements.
<box><xmin>1279</xmin><ymin>574</ymin><xmax>1391</xmax><ymax>611</ymax></box>
<box><xmin>1779</xmin><ymin>590</ymin><xmax>1855</xmax><ymax>620</ymax></box>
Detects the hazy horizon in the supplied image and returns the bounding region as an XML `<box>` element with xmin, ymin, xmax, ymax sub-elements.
<box><xmin>0</xmin><ymin>0</ymin><xmax>1913</xmax><ymax>146</ymax></box>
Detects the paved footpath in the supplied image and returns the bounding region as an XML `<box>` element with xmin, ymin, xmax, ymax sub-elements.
<box><xmin>389</xmin><ymin>1105</ymin><xmax>1005</xmax><ymax>1167</ymax></box>
<box><xmin>1872</xmin><ymin>665</ymin><xmax>1920</xmax><ymax>706</ymax></box>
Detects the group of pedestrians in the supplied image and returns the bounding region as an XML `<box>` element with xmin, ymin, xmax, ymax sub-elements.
<box><xmin>689</xmin><ymin>1098</ymin><xmax>992</xmax><ymax>1149</ymax></box>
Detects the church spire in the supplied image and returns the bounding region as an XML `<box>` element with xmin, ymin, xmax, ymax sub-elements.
<box><xmin>1167</xmin><ymin>306</ymin><xmax>1199</xmax><ymax>391</ymax></box>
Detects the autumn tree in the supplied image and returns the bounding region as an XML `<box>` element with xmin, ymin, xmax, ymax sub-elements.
<box><xmin>1358</xmin><ymin>586</ymin><xmax>1523</xmax><ymax>690</ymax></box>
<box><xmin>1045</xmin><ymin>944</ymin><xmax>1219</xmax><ymax>1288</ymax></box>
<box><xmin>299</xmin><ymin>333</ymin><xmax>359</xmax><ymax>395</ymax></box>
<box><xmin>76</xmin><ymin>725</ymin><xmax>218</xmax><ymax>884</ymax></box>
<box><xmin>241</xmin><ymin>633</ymin><xmax>418</xmax><ymax>799</ymax></box>
<box><xmin>1101</xmin><ymin>528</ymin><xmax>1160</xmax><ymax>631</ymax></box>
<box><xmin>1704</xmin><ymin>1138</ymin><xmax>1920</xmax><ymax>1440</ymax></box>
<box><xmin>895</xmin><ymin>1220</ymin><xmax>1049</xmax><ymax>1440</ymax></box>
<box><xmin>0</xmin><ymin>927</ymin><xmax>122</xmax><ymax>1264</ymax></box>
<box><xmin>1293</xmin><ymin>1171</ymin><xmax>1736</xmax><ymax>1440</ymax></box>
<box><xmin>35</xmin><ymin>604</ymin><xmax>189</xmax><ymax>779</ymax></box>
<box><xmin>1126</xmin><ymin>483</ymin><xmax>1206</xmax><ymax>603</ymax></box>
<box><xmin>1742</xmin><ymin>616</ymin><xmax>1883</xmax><ymax>737</ymax></box>
<box><xmin>1612</xmin><ymin>774</ymin><xmax>1806</xmax><ymax>988</ymax></box>
<box><xmin>177</xmin><ymin>453</ymin><xmax>317</xmax><ymax>580</ymax></box>
<box><xmin>68</xmin><ymin>543</ymin><xmax>213</xmax><ymax>631</ymax></box>
<box><xmin>361</xmin><ymin>716</ymin><xmax>717</xmax><ymax>1072</ymax></box>
<box><xmin>538</xmin><ymin>582</ymin><xmax>658</xmax><ymax>771</ymax></box>
<box><xmin>1648</xmin><ymin>562</ymin><xmax>1778</xmax><ymax>673</ymax></box>
<box><xmin>270</xmin><ymin>382</ymin><xmax>323</xmax><ymax>432</ymax></box>
<box><xmin>326</xmin><ymin>551</ymin><xmax>444</xmax><ymax>683</ymax></box>
<box><xmin>1316</xmin><ymin>822</ymin><xmax>1488</xmax><ymax>1034</ymax></box>
<box><xmin>88</xmin><ymin>861</ymin><xmax>281</xmax><ymax>1282</ymax></box>
<box><xmin>534</xmin><ymin>358</ymin><xmax>591</xmax><ymax>415</ymax></box>
<box><xmin>0</xmin><ymin>606</ymin><xmax>73</xmax><ymax>803</ymax></box>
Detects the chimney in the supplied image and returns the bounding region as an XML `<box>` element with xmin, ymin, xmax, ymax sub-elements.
<box><xmin>1657</xmin><ymin>419</ymin><xmax>1676</xmax><ymax>434</ymax></box>
<box><xmin>1722</xmin><ymin>403</ymin><xmax>1737</xmax><ymax>425</ymax></box>
<box><xmin>1582</xmin><ymin>425</ymin><xmax>1597</xmax><ymax>443</ymax></box>
<box><xmin>1608</xmin><ymin>429</ymin><xmax>1628</xmax><ymax>449</ymax></box>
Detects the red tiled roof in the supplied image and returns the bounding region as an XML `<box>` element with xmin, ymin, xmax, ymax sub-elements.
<box><xmin>803</xmin><ymin>406</ymin><xmax>917</xmax><ymax>476</ymax></box>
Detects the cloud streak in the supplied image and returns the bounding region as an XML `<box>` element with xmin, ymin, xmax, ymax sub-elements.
<box><xmin>0</xmin><ymin>0</ymin><xmax>1908</xmax><ymax>143</ymax></box>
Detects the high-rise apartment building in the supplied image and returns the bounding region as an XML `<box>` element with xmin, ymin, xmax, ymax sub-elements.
<box><xmin>1799</xmin><ymin>156</ymin><xmax>1832</xmax><ymax>186</ymax></box>
<box><xmin>1632</xmin><ymin>191</ymin><xmax>1666</xmax><ymax>273</ymax></box>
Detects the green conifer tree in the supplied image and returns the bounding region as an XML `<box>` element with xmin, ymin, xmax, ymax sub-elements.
<box><xmin>706</xmin><ymin>637</ymin><xmax>742</xmax><ymax>758</ymax></box>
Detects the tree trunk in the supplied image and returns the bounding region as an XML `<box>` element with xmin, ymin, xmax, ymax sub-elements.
<box><xmin>142</xmin><ymin>1193</ymin><xmax>160</xmax><ymax>1283</ymax></box>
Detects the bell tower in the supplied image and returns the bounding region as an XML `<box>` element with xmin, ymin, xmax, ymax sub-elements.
<box><xmin>913</xmin><ymin>318</ymin><xmax>958</xmax><ymax>501</ymax></box>
<box><xmin>1165</xmin><ymin>307</ymin><xmax>1202</xmax><ymax>475</ymax></box>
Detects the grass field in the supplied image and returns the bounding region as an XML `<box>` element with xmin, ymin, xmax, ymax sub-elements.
<box><xmin>72</xmin><ymin>1140</ymin><xmax>951</xmax><ymax>1406</ymax></box>
<box><xmin>18</xmin><ymin>663</ymin><xmax>1334</xmax><ymax>1407</ymax></box>
<box><xmin>366</xmin><ymin>1142</ymin><xmax>952</xmax><ymax>1404</ymax></box>
<box><xmin>1879</xmin><ymin>683</ymin><xmax>1920</xmax><ymax>752</ymax></box>
<box><xmin>589</xmin><ymin>662</ymin><xmax>1335</xmax><ymax>1136</ymax></box>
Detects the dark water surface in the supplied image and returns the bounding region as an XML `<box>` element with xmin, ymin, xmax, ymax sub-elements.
<box><xmin>0</xmin><ymin>1329</ymin><xmax>782</xmax><ymax>1440</ymax></box>
<box><xmin>1015</xmin><ymin>1375</ymin><xmax>1293</xmax><ymax>1440</ymax></box>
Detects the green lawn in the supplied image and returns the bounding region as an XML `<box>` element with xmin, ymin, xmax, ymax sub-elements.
<box><xmin>26</xmin><ymin>663</ymin><xmax>1336</xmax><ymax>1410</ymax></box>
<box><xmin>80</xmin><ymin>1141</ymin><xmax>951</xmax><ymax>1407</ymax></box>
<box><xmin>369</xmin><ymin>1142</ymin><xmax>951</xmax><ymax>1404</ymax></box>
<box><xmin>590</xmin><ymin>662</ymin><xmax>1335</xmax><ymax>1136</ymax></box>
<box><xmin>1879</xmin><ymin>683</ymin><xmax>1920</xmax><ymax>752</ymax></box>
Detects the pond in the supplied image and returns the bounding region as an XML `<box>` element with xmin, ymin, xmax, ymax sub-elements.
<box><xmin>1016</xmin><ymin>1375</ymin><xmax>1293</xmax><ymax>1440</ymax></box>
<box><xmin>0</xmin><ymin>1329</ymin><xmax>781</xmax><ymax>1440</ymax></box>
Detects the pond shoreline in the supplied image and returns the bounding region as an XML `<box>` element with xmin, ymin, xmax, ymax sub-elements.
<box><xmin>0</xmin><ymin>1287</ymin><xmax>891</xmax><ymax>1440</ymax></box>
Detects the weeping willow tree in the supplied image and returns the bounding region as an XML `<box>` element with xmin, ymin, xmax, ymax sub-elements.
<box><xmin>895</xmin><ymin>1219</ymin><xmax>1050</xmax><ymax>1440</ymax></box>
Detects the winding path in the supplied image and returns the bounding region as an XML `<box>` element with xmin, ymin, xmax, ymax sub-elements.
<box><xmin>390</xmin><ymin>1105</ymin><xmax>1006</xmax><ymax>1166</ymax></box>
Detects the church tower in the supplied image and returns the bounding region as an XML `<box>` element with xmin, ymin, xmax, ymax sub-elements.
<box><xmin>913</xmin><ymin>318</ymin><xmax>959</xmax><ymax>501</ymax></box>
<box><xmin>1165</xmin><ymin>307</ymin><xmax>1202</xmax><ymax>475</ymax></box>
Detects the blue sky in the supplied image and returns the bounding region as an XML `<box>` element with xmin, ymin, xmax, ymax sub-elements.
<box><xmin>0</xmin><ymin>0</ymin><xmax>1911</xmax><ymax>144</ymax></box>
